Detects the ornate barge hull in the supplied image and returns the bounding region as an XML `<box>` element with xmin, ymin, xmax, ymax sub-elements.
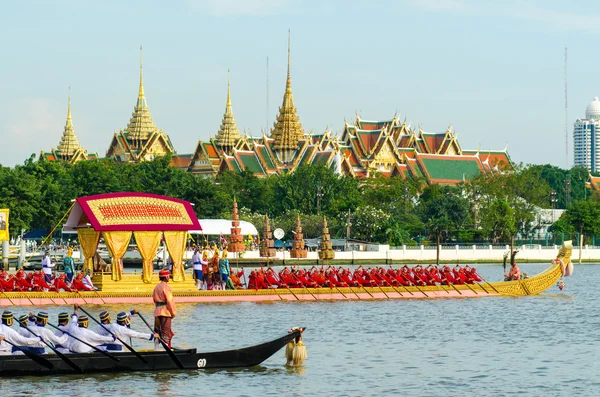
<box><xmin>0</xmin><ymin>262</ymin><xmax>565</xmax><ymax>306</ymax></box>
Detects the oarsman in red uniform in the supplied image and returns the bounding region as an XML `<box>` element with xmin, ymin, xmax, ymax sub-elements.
<box><xmin>278</xmin><ymin>268</ymin><xmax>302</xmax><ymax>288</ymax></box>
<box><xmin>452</xmin><ymin>265</ymin><xmax>468</xmax><ymax>284</ymax></box>
<box><xmin>337</xmin><ymin>268</ymin><xmax>358</xmax><ymax>287</ymax></box>
<box><xmin>440</xmin><ymin>266</ymin><xmax>456</xmax><ymax>285</ymax></box>
<box><xmin>32</xmin><ymin>271</ymin><xmax>52</xmax><ymax>291</ymax></box>
<box><xmin>0</xmin><ymin>269</ymin><xmax>14</xmax><ymax>291</ymax></box>
<box><xmin>153</xmin><ymin>269</ymin><xmax>176</xmax><ymax>349</ymax></box>
<box><xmin>400</xmin><ymin>266</ymin><xmax>417</xmax><ymax>286</ymax></box>
<box><xmin>53</xmin><ymin>274</ymin><xmax>72</xmax><ymax>292</ymax></box>
<box><xmin>265</xmin><ymin>267</ymin><xmax>284</xmax><ymax>288</ymax></box>
<box><xmin>14</xmin><ymin>269</ymin><xmax>33</xmax><ymax>291</ymax></box>
<box><xmin>465</xmin><ymin>265</ymin><xmax>482</xmax><ymax>282</ymax></box>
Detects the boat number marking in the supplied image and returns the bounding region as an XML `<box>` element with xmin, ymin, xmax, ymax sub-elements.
<box><xmin>197</xmin><ymin>358</ymin><xmax>207</xmax><ymax>368</ymax></box>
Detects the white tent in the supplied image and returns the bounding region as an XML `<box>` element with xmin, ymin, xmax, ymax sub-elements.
<box><xmin>189</xmin><ymin>219</ymin><xmax>258</xmax><ymax>236</ymax></box>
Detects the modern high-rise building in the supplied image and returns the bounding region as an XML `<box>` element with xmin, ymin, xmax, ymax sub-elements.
<box><xmin>574</xmin><ymin>97</ymin><xmax>600</xmax><ymax>172</ymax></box>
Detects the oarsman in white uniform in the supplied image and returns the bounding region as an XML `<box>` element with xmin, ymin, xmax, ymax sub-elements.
<box><xmin>68</xmin><ymin>307</ymin><xmax>115</xmax><ymax>353</ymax></box>
<box><xmin>54</xmin><ymin>312</ymin><xmax>77</xmax><ymax>353</ymax></box>
<box><xmin>21</xmin><ymin>312</ymin><xmax>69</xmax><ymax>354</ymax></box>
<box><xmin>16</xmin><ymin>315</ymin><xmax>33</xmax><ymax>338</ymax></box>
<box><xmin>41</xmin><ymin>250</ymin><xmax>55</xmax><ymax>284</ymax></box>
<box><xmin>0</xmin><ymin>311</ymin><xmax>41</xmax><ymax>355</ymax></box>
<box><xmin>96</xmin><ymin>310</ymin><xmax>158</xmax><ymax>352</ymax></box>
<box><xmin>192</xmin><ymin>248</ymin><xmax>203</xmax><ymax>290</ymax></box>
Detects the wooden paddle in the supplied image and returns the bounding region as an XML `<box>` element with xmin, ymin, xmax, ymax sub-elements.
<box><xmin>387</xmin><ymin>266</ymin><xmax>414</xmax><ymax>296</ymax></box>
<box><xmin>135</xmin><ymin>311</ymin><xmax>184</xmax><ymax>370</ymax></box>
<box><xmin>474</xmin><ymin>272</ymin><xmax>500</xmax><ymax>294</ymax></box>
<box><xmin>48</xmin><ymin>322</ymin><xmax>120</xmax><ymax>362</ymax></box>
<box><xmin>330</xmin><ymin>267</ymin><xmax>362</xmax><ymax>300</ymax></box>
<box><xmin>20</xmin><ymin>322</ymin><xmax>83</xmax><ymax>374</ymax></box>
<box><xmin>78</xmin><ymin>306</ymin><xmax>148</xmax><ymax>364</ymax></box>
<box><xmin>2</xmin><ymin>338</ymin><xmax>54</xmax><ymax>370</ymax></box>
<box><xmin>288</xmin><ymin>271</ymin><xmax>318</xmax><ymax>301</ymax></box>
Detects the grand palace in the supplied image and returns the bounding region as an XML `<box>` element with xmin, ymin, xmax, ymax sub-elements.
<box><xmin>41</xmin><ymin>36</ymin><xmax>511</xmax><ymax>185</ymax></box>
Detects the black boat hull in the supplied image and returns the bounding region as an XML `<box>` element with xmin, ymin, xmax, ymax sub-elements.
<box><xmin>0</xmin><ymin>329</ymin><xmax>302</xmax><ymax>376</ymax></box>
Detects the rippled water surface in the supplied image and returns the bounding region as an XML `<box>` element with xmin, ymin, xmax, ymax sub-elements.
<box><xmin>3</xmin><ymin>264</ymin><xmax>599</xmax><ymax>397</ymax></box>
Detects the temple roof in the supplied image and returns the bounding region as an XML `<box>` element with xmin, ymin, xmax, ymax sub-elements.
<box><xmin>270</xmin><ymin>30</ymin><xmax>305</xmax><ymax>151</ymax></box>
<box><xmin>215</xmin><ymin>70</ymin><xmax>241</xmax><ymax>147</ymax></box>
<box><xmin>107</xmin><ymin>47</ymin><xmax>174</xmax><ymax>161</ymax></box>
<box><xmin>125</xmin><ymin>46</ymin><xmax>157</xmax><ymax>143</ymax></box>
<box><xmin>56</xmin><ymin>89</ymin><xmax>83</xmax><ymax>157</ymax></box>
<box><xmin>416</xmin><ymin>154</ymin><xmax>483</xmax><ymax>184</ymax></box>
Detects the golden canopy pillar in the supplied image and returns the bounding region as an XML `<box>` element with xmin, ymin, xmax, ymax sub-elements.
<box><xmin>63</xmin><ymin>192</ymin><xmax>201</xmax><ymax>289</ymax></box>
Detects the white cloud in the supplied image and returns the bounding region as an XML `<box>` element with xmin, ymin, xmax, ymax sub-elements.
<box><xmin>186</xmin><ymin>0</ymin><xmax>298</xmax><ymax>16</ymax></box>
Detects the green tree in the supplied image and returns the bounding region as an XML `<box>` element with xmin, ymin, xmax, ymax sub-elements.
<box><xmin>418</xmin><ymin>185</ymin><xmax>469</xmax><ymax>264</ymax></box>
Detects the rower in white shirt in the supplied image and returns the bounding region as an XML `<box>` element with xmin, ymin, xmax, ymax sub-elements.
<box><xmin>96</xmin><ymin>310</ymin><xmax>158</xmax><ymax>352</ymax></box>
<box><xmin>16</xmin><ymin>315</ymin><xmax>33</xmax><ymax>338</ymax></box>
<box><xmin>53</xmin><ymin>312</ymin><xmax>77</xmax><ymax>353</ymax></box>
<box><xmin>20</xmin><ymin>312</ymin><xmax>69</xmax><ymax>354</ymax></box>
<box><xmin>0</xmin><ymin>311</ymin><xmax>40</xmax><ymax>355</ymax></box>
<box><xmin>68</xmin><ymin>306</ymin><xmax>114</xmax><ymax>353</ymax></box>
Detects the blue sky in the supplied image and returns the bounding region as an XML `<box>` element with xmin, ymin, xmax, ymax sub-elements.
<box><xmin>1</xmin><ymin>0</ymin><xmax>599</xmax><ymax>168</ymax></box>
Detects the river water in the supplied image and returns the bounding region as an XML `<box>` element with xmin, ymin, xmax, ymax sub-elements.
<box><xmin>2</xmin><ymin>263</ymin><xmax>598</xmax><ymax>397</ymax></box>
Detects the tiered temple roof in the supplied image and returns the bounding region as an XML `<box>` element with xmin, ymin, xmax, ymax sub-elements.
<box><xmin>215</xmin><ymin>70</ymin><xmax>241</xmax><ymax>153</ymax></box>
<box><xmin>40</xmin><ymin>89</ymin><xmax>97</xmax><ymax>164</ymax></box>
<box><xmin>39</xmin><ymin>39</ymin><xmax>511</xmax><ymax>186</ymax></box>
<box><xmin>106</xmin><ymin>47</ymin><xmax>175</xmax><ymax>162</ymax></box>
<box><xmin>270</xmin><ymin>31</ymin><xmax>305</xmax><ymax>162</ymax></box>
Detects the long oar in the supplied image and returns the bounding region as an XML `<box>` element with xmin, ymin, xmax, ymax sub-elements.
<box><xmin>289</xmin><ymin>272</ymin><xmax>318</xmax><ymax>301</ymax></box>
<box><xmin>48</xmin><ymin>323</ymin><xmax>120</xmax><ymax>362</ymax></box>
<box><xmin>441</xmin><ymin>276</ymin><xmax>462</xmax><ymax>296</ymax></box>
<box><xmin>463</xmin><ymin>281</ymin><xmax>483</xmax><ymax>295</ymax></box>
<box><xmin>331</xmin><ymin>267</ymin><xmax>361</xmax><ymax>300</ymax></box>
<box><xmin>366</xmin><ymin>272</ymin><xmax>390</xmax><ymax>299</ymax></box>
<box><xmin>409</xmin><ymin>271</ymin><xmax>430</xmax><ymax>298</ymax></box>
<box><xmin>2</xmin><ymin>338</ymin><xmax>54</xmax><ymax>370</ymax></box>
<box><xmin>475</xmin><ymin>272</ymin><xmax>500</xmax><ymax>294</ymax></box>
<box><xmin>20</xmin><ymin>322</ymin><xmax>83</xmax><ymax>374</ymax></box>
<box><xmin>78</xmin><ymin>306</ymin><xmax>148</xmax><ymax>364</ymax></box>
<box><xmin>135</xmin><ymin>311</ymin><xmax>184</xmax><ymax>370</ymax></box>
<box><xmin>388</xmin><ymin>267</ymin><xmax>414</xmax><ymax>296</ymax></box>
<box><xmin>0</xmin><ymin>288</ymin><xmax>16</xmax><ymax>306</ymax></box>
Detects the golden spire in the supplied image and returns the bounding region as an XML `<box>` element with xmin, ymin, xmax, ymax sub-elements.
<box><xmin>137</xmin><ymin>45</ymin><xmax>146</xmax><ymax>107</ymax></box>
<box><xmin>56</xmin><ymin>86</ymin><xmax>83</xmax><ymax>159</ymax></box>
<box><xmin>125</xmin><ymin>45</ymin><xmax>159</xmax><ymax>145</ymax></box>
<box><xmin>286</xmin><ymin>29</ymin><xmax>292</xmax><ymax>94</ymax></box>
<box><xmin>271</xmin><ymin>29</ymin><xmax>305</xmax><ymax>156</ymax></box>
<box><xmin>215</xmin><ymin>68</ymin><xmax>241</xmax><ymax>150</ymax></box>
<box><xmin>66</xmin><ymin>86</ymin><xmax>73</xmax><ymax>128</ymax></box>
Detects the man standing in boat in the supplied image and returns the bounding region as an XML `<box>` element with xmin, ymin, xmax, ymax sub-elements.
<box><xmin>41</xmin><ymin>250</ymin><xmax>55</xmax><ymax>284</ymax></box>
<box><xmin>191</xmin><ymin>247</ymin><xmax>203</xmax><ymax>290</ymax></box>
<box><xmin>153</xmin><ymin>269</ymin><xmax>176</xmax><ymax>349</ymax></box>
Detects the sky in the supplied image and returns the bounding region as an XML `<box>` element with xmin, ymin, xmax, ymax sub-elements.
<box><xmin>1</xmin><ymin>0</ymin><xmax>599</xmax><ymax>168</ymax></box>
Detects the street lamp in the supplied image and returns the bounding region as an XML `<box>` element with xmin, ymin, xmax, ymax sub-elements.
<box><xmin>316</xmin><ymin>184</ymin><xmax>324</xmax><ymax>214</ymax></box>
<box><xmin>473</xmin><ymin>189</ymin><xmax>482</xmax><ymax>228</ymax></box>
<box><xmin>550</xmin><ymin>190</ymin><xmax>557</xmax><ymax>223</ymax></box>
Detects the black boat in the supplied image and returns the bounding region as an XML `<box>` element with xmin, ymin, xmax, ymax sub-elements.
<box><xmin>0</xmin><ymin>328</ymin><xmax>304</xmax><ymax>376</ymax></box>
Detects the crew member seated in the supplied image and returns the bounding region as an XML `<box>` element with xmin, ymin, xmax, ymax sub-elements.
<box><xmin>504</xmin><ymin>262</ymin><xmax>521</xmax><ymax>281</ymax></box>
